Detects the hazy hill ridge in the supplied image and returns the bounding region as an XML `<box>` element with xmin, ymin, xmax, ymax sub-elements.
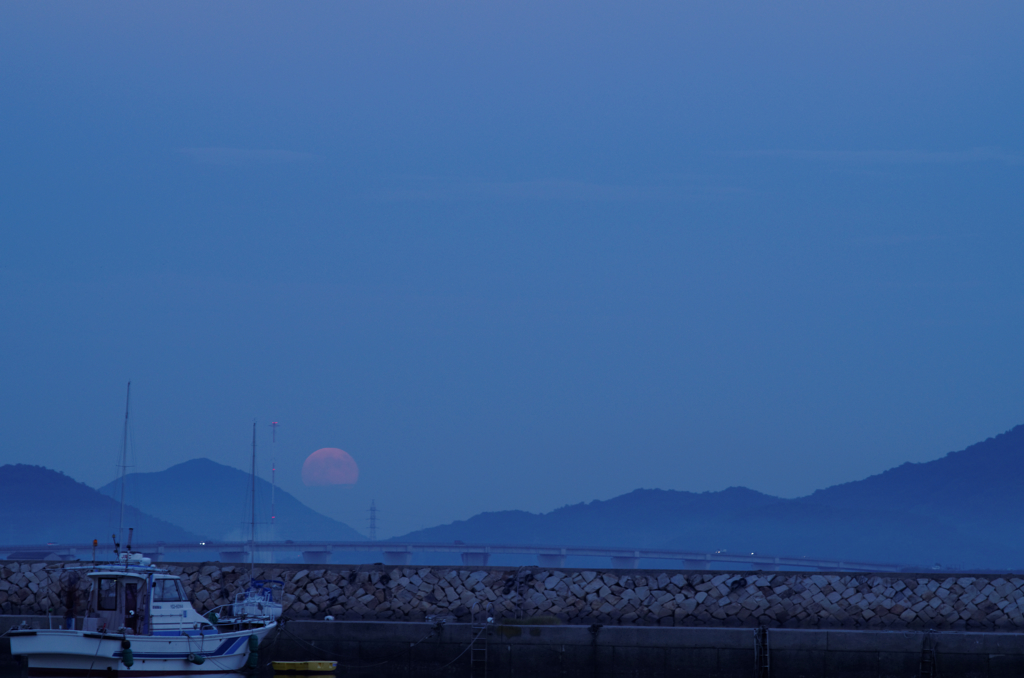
<box><xmin>0</xmin><ymin>464</ymin><xmax>201</xmax><ymax>545</ymax></box>
<box><xmin>802</xmin><ymin>424</ymin><xmax>1024</xmax><ymax>525</ymax></box>
<box><xmin>395</xmin><ymin>486</ymin><xmax>779</xmax><ymax>548</ymax></box>
<box><xmin>395</xmin><ymin>426</ymin><xmax>1024</xmax><ymax>569</ymax></box>
<box><xmin>99</xmin><ymin>458</ymin><xmax>365</xmax><ymax>543</ymax></box>
<box><xmin>5</xmin><ymin>426</ymin><xmax>1023</xmax><ymax>568</ymax></box>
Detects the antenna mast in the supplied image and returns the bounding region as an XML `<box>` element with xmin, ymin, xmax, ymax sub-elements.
<box><xmin>117</xmin><ymin>381</ymin><xmax>131</xmax><ymax>551</ymax></box>
<box><xmin>369</xmin><ymin>500</ymin><xmax>378</xmax><ymax>542</ymax></box>
<box><xmin>268</xmin><ymin>422</ymin><xmax>278</xmax><ymax>528</ymax></box>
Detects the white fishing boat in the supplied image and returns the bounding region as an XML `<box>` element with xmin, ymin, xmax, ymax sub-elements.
<box><xmin>231</xmin><ymin>578</ymin><xmax>284</xmax><ymax>621</ymax></box>
<box><xmin>10</xmin><ymin>388</ymin><xmax>279</xmax><ymax>675</ymax></box>
<box><xmin>9</xmin><ymin>553</ymin><xmax>277</xmax><ymax>676</ymax></box>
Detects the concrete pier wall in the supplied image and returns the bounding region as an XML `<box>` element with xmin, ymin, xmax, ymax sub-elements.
<box><xmin>4</xmin><ymin>615</ymin><xmax>1024</xmax><ymax>677</ymax></box>
<box><xmin>257</xmin><ymin>619</ymin><xmax>1024</xmax><ymax>678</ymax></box>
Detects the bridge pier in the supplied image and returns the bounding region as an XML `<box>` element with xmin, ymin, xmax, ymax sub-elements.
<box><xmin>383</xmin><ymin>551</ymin><xmax>413</xmax><ymax>566</ymax></box>
<box><xmin>610</xmin><ymin>555</ymin><xmax>640</xmax><ymax>569</ymax></box>
<box><xmin>537</xmin><ymin>554</ymin><xmax>566</xmax><ymax>568</ymax></box>
<box><xmin>461</xmin><ymin>552</ymin><xmax>490</xmax><ymax>567</ymax></box>
<box><xmin>302</xmin><ymin>548</ymin><xmax>332</xmax><ymax>564</ymax></box>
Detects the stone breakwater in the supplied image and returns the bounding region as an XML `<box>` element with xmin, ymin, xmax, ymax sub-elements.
<box><xmin>3</xmin><ymin>562</ymin><xmax>1024</xmax><ymax>631</ymax></box>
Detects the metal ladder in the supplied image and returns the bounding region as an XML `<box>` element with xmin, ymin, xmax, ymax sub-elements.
<box><xmin>470</xmin><ymin>622</ymin><xmax>488</xmax><ymax>678</ymax></box>
<box><xmin>919</xmin><ymin>635</ymin><xmax>936</xmax><ymax>678</ymax></box>
<box><xmin>754</xmin><ymin>627</ymin><xmax>770</xmax><ymax>678</ymax></box>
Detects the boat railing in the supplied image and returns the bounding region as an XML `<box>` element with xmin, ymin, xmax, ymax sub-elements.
<box><xmin>203</xmin><ymin>600</ymin><xmax>278</xmax><ymax>625</ymax></box>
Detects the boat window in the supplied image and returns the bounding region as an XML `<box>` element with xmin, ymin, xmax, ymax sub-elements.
<box><xmin>153</xmin><ymin>579</ymin><xmax>182</xmax><ymax>602</ymax></box>
<box><xmin>175</xmin><ymin>580</ymin><xmax>189</xmax><ymax>601</ymax></box>
<box><xmin>98</xmin><ymin>578</ymin><xmax>118</xmax><ymax>611</ymax></box>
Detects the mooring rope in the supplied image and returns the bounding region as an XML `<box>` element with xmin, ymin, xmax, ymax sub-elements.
<box><xmin>435</xmin><ymin>626</ymin><xmax>486</xmax><ymax>671</ymax></box>
<box><xmin>276</xmin><ymin>624</ymin><xmax>392</xmax><ymax>670</ymax></box>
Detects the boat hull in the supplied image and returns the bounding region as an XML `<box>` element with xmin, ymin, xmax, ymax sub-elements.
<box><xmin>10</xmin><ymin>624</ymin><xmax>276</xmax><ymax>676</ymax></box>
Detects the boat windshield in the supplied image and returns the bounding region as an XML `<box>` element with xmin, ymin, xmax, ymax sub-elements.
<box><xmin>153</xmin><ymin>579</ymin><xmax>187</xmax><ymax>602</ymax></box>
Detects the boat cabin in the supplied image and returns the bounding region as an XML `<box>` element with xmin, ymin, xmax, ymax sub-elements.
<box><xmin>83</xmin><ymin>558</ymin><xmax>213</xmax><ymax>635</ymax></box>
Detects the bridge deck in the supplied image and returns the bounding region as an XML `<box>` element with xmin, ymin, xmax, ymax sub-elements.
<box><xmin>0</xmin><ymin>540</ymin><xmax>905</xmax><ymax>571</ymax></box>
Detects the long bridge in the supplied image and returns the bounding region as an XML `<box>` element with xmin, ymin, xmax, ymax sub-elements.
<box><xmin>0</xmin><ymin>540</ymin><xmax>907</xmax><ymax>572</ymax></box>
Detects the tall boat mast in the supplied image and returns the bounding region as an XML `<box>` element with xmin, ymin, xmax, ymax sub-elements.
<box><xmin>250</xmin><ymin>421</ymin><xmax>256</xmax><ymax>578</ymax></box>
<box><xmin>118</xmin><ymin>381</ymin><xmax>131</xmax><ymax>550</ymax></box>
<box><xmin>269</xmin><ymin>422</ymin><xmax>278</xmax><ymax>528</ymax></box>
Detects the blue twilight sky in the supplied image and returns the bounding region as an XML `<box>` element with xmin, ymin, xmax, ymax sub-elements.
<box><xmin>1</xmin><ymin>2</ymin><xmax>1023</xmax><ymax>537</ymax></box>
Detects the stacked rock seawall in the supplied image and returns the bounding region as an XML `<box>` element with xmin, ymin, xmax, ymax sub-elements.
<box><xmin>3</xmin><ymin>562</ymin><xmax>1024</xmax><ymax>631</ymax></box>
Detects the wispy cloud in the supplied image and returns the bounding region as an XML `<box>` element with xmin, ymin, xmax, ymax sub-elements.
<box><xmin>373</xmin><ymin>176</ymin><xmax>749</xmax><ymax>202</ymax></box>
<box><xmin>851</xmin><ymin>233</ymin><xmax>967</xmax><ymax>247</ymax></box>
<box><xmin>178</xmin><ymin>147</ymin><xmax>318</xmax><ymax>167</ymax></box>
<box><xmin>738</xmin><ymin>147</ymin><xmax>1024</xmax><ymax>165</ymax></box>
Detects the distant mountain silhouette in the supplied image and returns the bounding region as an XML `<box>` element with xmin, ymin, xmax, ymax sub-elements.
<box><xmin>802</xmin><ymin>425</ymin><xmax>1024</xmax><ymax>528</ymax></box>
<box><xmin>99</xmin><ymin>458</ymin><xmax>364</xmax><ymax>543</ymax></box>
<box><xmin>10</xmin><ymin>425</ymin><xmax>1024</xmax><ymax>568</ymax></box>
<box><xmin>395</xmin><ymin>426</ymin><xmax>1024</xmax><ymax>569</ymax></box>
<box><xmin>0</xmin><ymin>464</ymin><xmax>200</xmax><ymax>546</ymax></box>
<box><xmin>397</xmin><ymin>487</ymin><xmax>779</xmax><ymax>548</ymax></box>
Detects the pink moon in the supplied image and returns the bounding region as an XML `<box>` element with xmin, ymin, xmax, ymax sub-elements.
<box><xmin>301</xmin><ymin>448</ymin><xmax>359</xmax><ymax>486</ymax></box>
